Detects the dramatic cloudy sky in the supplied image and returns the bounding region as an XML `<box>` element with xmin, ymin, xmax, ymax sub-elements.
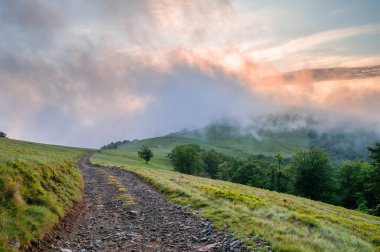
<box><xmin>1</xmin><ymin>0</ymin><xmax>380</xmax><ymax>147</ymax></box>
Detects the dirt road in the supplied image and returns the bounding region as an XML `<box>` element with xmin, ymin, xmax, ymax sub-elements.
<box><xmin>31</xmin><ymin>154</ymin><xmax>247</xmax><ymax>251</ymax></box>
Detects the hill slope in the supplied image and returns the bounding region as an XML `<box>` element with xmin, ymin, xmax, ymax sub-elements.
<box><xmin>113</xmin><ymin>118</ymin><xmax>378</xmax><ymax>165</ymax></box>
<box><xmin>115</xmin><ymin>129</ymin><xmax>310</xmax><ymax>166</ymax></box>
<box><xmin>91</xmin><ymin>150</ymin><xmax>380</xmax><ymax>252</ymax></box>
<box><xmin>0</xmin><ymin>138</ymin><xmax>88</xmax><ymax>250</ymax></box>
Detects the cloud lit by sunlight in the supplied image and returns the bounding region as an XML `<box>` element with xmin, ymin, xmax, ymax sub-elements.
<box><xmin>0</xmin><ymin>0</ymin><xmax>379</xmax><ymax>146</ymax></box>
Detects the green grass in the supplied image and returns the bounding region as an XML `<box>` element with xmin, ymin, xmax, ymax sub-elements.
<box><xmin>0</xmin><ymin>138</ymin><xmax>89</xmax><ymax>251</ymax></box>
<box><xmin>94</xmin><ymin>149</ymin><xmax>172</xmax><ymax>170</ymax></box>
<box><xmin>116</xmin><ymin>130</ymin><xmax>309</xmax><ymax>165</ymax></box>
<box><xmin>91</xmin><ymin>150</ymin><xmax>380</xmax><ymax>252</ymax></box>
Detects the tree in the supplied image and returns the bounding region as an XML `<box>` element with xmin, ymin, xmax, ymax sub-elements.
<box><xmin>202</xmin><ymin>149</ymin><xmax>228</xmax><ymax>178</ymax></box>
<box><xmin>138</xmin><ymin>146</ymin><xmax>153</xmax><ymax>164</ymax></box>
<box><xmin>367</xmin><ymin>142</ymin><xmax>380</xmax><ymax>215</ymax></box>
<box><xmin>275</xmin><ymin>166</ymin><xmax>292</xmax><ymax>193</ymax></box>
<box><xmin>292</xmin><ymin>147</ymin><xmax>336</xmax><ymax>202</ymax></box>
<box><xmin>338</xmin><ymin>160</ymin><xmax>372</xmax><ymax>209</ymax></box>
<box><xmin>101</xmin><ymin>139</ymin><xmax>130</xmax><ymax>149</ymax></box>
<box><xmin>216</xmin><ymin>161</ymin><xmax>237</xmax><ymax>181</ymax></box>
<box><xmin>269</xmin><ymin>153</ymin><xmax>284</xmax><ymax>191</ymax></box>
<box><xmin>232</xmin><ymin>158</ymin><xmax>267</xmax><ymax>188</ymax></box>
<box><xmin>275</xmin><ymin>153</ymin><xmax>283</xmax><ymax>169</ymax></box>
<box><xmin>0</xmin><ymin>132</ymin><xmax>6</xmax><ymax>138</ymax></box>
<box><xmin>368</xmin><ymin>142</ymin><xmax>380</xmax><ymax>164</ymax></box>
<box><xmin>168</xmin><ymin>144</ymin><xmax>204</xmax><ymax>174</ymax></box>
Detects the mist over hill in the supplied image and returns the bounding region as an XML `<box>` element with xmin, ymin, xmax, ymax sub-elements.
<box><xmin>169</xmin><ymin>113</ymin><xmax>379</xmax><ymax>163</ymax></box>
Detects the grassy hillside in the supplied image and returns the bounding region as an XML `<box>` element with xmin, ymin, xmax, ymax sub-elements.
<box><xmin>113</xmin><ymin>119</ymin><xmax>379</xmax><ymax>164</ymax></box>
<box><xmin>0</xmin><ymin>138</ymin><xmax>88</xmax><ymax>251</ymax></box>
<box><xmin>91</xmin><ymin>150</ymin><xmax>380</xmax><ymax>252</ymax></box>
<box><xmin>115</xmin><ymin>129</ymin><xmax>310</xmax><ymax>166</ymax></box>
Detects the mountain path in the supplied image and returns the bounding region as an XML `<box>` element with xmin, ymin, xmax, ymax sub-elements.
<box><xmin>30</xmin><ymin>154</ymin><xmax>247</xmax><ymax>252</ymax></box>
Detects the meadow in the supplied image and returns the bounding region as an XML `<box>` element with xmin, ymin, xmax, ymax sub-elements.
<box><xmin>92</xmin><ymin>150</ymin><xmax>380</xmax><ymax>252</ymax></box>
<box><xmin>0</xmin><ymin>138</ymin><xmax>88</xmax><ymax>251</ymax></box>
<box><xmin>115</xmin><ymin>130</ymin><xmax>310</xmax><ymax>162</ymax></box>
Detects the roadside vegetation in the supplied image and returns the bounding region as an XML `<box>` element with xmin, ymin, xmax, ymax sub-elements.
<box><xmin>94</xmin><ymin>122</ymin><xmax>380</xmax><ymax>250</ymax></box>
<box><xmin>168</xmin><ymin>143</ymin><xmax>380</xmax><ymax>216</ymax></box>
<box><xmin>0</xmin><ymin>138</ymin><xmax>88</xmax><ymax>250</ymax></box>
<box><xmin>91</xmin><ymin>150</ymin><xmax>380</xmax><ymax>251</ymax></box>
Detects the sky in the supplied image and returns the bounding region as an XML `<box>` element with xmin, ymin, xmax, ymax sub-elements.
<box><xmin>0</xmin><ymin>0</ymin><xmax>380</xmax><ymax>147</ymax></box>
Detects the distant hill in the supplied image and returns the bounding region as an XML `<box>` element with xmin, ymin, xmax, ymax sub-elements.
<box><xmin>115</xmin><ymin>114</ymin><xmax>379</xmax><ymax>164</ymax></box>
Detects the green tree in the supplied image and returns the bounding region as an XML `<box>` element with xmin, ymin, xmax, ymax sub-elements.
<box><xmin>275</xmin><ymin>166</ymin><xmax>292</xmax><ymax>193</ymax></box>
<box><xmin>232</xmin><ymin>158</ymin><xmax>267</xmax><ymax>188</ymax></box>
<box><xmin>338</xmin><ymin>160</ymin><xmax>372</xmax><ymax>209</ymax></box>
<box><xmin>269</xmin><ymin>153</ymin><xmax>284</xmax><ymax>191</ymax></box>
<box><xmin>216</xmin><ymin>161</ymin><xmax>237</xmax><ymax>181</ymax></box>
<box><xmin>168</xmin><ymin>144</ymin><xmax>204</xmax><ymax>174</ymax></box>
<box><xmin>368</xmin><ymin>142</ymin><xmax>380</xmax><ymax>215</ymax></box>
<box><xmin>202</xmin><ymin>149</ymin><xmax>229</xmax><ymax>178</ymax></box>
<box><xmin>232</xmin><ymin>161</ymin><xmax>255</xmax><ymax>185</ymax></box>
<box><xmin>275</xmin><ymin>153</ymin><xmax>283</xmax><ymax>169</ymax></box>
<box><xmin>292</xmin><ymin>148</ymin><xmax>336</xmax><ymax>202</ymax></box>
<box><xmin>0</xmin><ymin>132</ymin><xmax>6</xmax><ymax>138</ymax></box>
<box><xmin>137</xmin><ymin>145</ymin><xmax>153</xmax><ymax>164</ymax></box>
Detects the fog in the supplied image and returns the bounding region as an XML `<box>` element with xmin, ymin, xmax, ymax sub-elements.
<box><xmin>0</xmin><ymin>0</ymin><xmax>379</xmax><ymax>147</ymax></box>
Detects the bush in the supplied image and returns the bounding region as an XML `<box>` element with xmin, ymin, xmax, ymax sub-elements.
<box><xmin>0</xmin><ymin>132</ymin><xmax>7</xmax><ymax>138</ymax></box>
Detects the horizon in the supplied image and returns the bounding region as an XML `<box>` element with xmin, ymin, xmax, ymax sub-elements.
<box><xmin>1</xmin><ymin>0</ymin><xmax>380</xmax><ymax>148</ymax></box>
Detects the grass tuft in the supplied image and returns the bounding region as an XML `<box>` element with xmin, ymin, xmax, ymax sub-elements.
<box><xmin>103</xmin><ymin>172</ymin><xmax>134</xmax><ymax>207</ymax></box>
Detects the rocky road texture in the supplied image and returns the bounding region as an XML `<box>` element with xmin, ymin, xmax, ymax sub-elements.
<box><xmin>30</xmin><ymin>154</ymin><xmax>249</xmax><ymax>252</ymax></box>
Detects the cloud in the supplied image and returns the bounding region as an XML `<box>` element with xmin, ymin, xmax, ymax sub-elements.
<box><xmin>284</xmin><ymin>65</ymin><xmax>380</xmax><ymax>82</ymax></box>
<box><xmin>0</xmin><ymin>34</ymin><xmax>269</xmax><ymax>147</ymax></box>
<box><xmin>0</xmin><ymin>0</ymin><xmax>63</xmax><ymax>32</ymax></box>
<box><xmin>251</xmin><ymin>24</ymin><xmax>380</xmax><ymax>63</ymax></box>
<box><xmin>0</xmin><ymin>0</ymin><xmax>379</xmax><ymax>147</ymax></box>
<box><xmin>0</xmin><ymin>0</ymin><xmax>64</xmax><ymax>50</ymax></box>
<box><xmin>159</xmin><ymin>48</ymin><xmax>380</xmax><ymax>129</ymax></box>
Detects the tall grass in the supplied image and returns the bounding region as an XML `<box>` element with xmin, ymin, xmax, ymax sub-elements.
<box><xmin>92</xmin><ymin>150</ymin><xmax>380</xmax><ymax>252</ymax></box>
<box><xmin>0</xmin><ymin>138</ymin><xmax>88</xmax><ymax>250</ymax></box>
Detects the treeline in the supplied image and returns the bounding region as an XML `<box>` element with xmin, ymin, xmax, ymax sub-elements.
<box><xmin>168</xmin><ymin>143</ymin><xmax>380</xmax><ymax>216</ymax></box>
<box><xmin>100</xmin><ymin>139</ymin><xmax>130</xmax><ymax>150</ymax></box>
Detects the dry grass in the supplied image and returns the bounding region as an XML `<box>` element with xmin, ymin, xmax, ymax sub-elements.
<box><xmin>99</xmin><ymin>169</ymin><xmax>134</xmax><ymax>207</ymax></box>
